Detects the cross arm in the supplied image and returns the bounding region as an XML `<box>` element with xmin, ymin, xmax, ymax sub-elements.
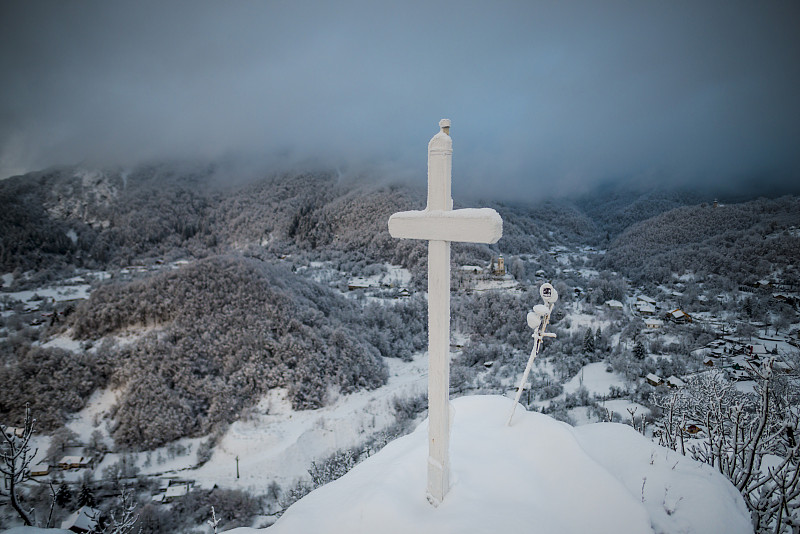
<box><xmin>388</xmin><ymin>208</ymin><xmax>502</xmax><ymax>244</ymax></box>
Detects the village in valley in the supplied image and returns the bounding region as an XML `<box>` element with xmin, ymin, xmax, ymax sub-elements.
<box><xmin>1</xmin><ymin>160</ymin><xmax>798</xmax><ymax>532</ymax></box>
<box><xmin>2</xmin><ymin>227</ymin><xmax>798</xmax><ymax>531</ymax></box>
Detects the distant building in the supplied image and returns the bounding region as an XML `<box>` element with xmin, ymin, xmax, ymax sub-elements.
<box><xmin>684</xmin><ymin>424</ymin><xmax>703</xmax><ymax>435</ymax></box>
<box><xmin>30</xmin><ymin>462</ymin><xmax>51</xmax><ymax>476</ymax></box>
<box><xmin>731</xmin><ymin>370</ymin><xmax>750</xmax><ymax>381</ymax></box>
<box><xmin>645</xmin><ymin>373</ymin><xmax>663</xmax><ymax>386</ymax></box>
<box><xmin>637</xmin><ymin>295</ymin><xmax>657</xmax><ymax>305</ymax></box>
<box><xmin>667</xmin><ymin>309</ymin><xmax>692</xmax><ymax>324</ymax></box>
<box><xmin>347</xmin><ymin>277</ymin><xmax>376</xmax><ymax>291</ymax></box>
<box><xmin>666</xmin><ymin>376</ymin><xmax>686</xmax><ymax>388</ymax></box>
<box><xmin>637</xmin><ymin>303</ymin><xmax>656</xmax><ymax>315</ymax></box>
<box><xmin>58</xmin><ymin>456</ymin><xmax>92</xmax><ymax>470</ymax></box>
<box><xmin>459</xmin><ymin>265</ymin><xmax>484</xmax><ymax>274</ymax></box>
<box><xmin>490</xmin><ymin>256</ymin><xmax>506</xmax><ymax>276</ymax></box>
<box><xmin>606</xmin><ymin>300</ymin><xmax>624</xmax><ymax>310</ymax></box>
<box><xmin>3</xmin><ymin>426</ymin><xmax>24</xmax><ymax>439</ymax></box>
<box><xmin>61</xmin><ymin>506</ymin><xmax>99</xmax><ymax>533</ymax></box>
<box><xmin>644</xmin><ymin>318</ymin><xmax>663</xmax><ymax>329</ymax></box>
<box><xmin>163</xmin><ymin>482</ymin><xmax>192</xmax><ymax>502</ymax></box>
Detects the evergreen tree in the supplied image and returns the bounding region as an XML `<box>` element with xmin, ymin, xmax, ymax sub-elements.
<box><xmin>55</xmin><ymin>481</ymin><xmax>73</xmax><ymax>508</ymax></box>
<box><xmin>633</xmin><ymin>341</ymin><xmax>646</xmax><ymax>360</ymax></box>
<box><xmin>77</xmin><ymin>481</ymin><xmax>96</xmax><ymax>507</ymax></box>
<box><xmin>595</xmin><ymin>327</ymin><xmax>604</xmax><ymax>352</ymax></box>
<box><xmin>744</xmin><ymin>298</ymin><xmax>753</xmax><ymax>317</ymax></box>
<box><xmin>583</xmin><ymin>329</ymin><xmax>595</xmax><ymax>354</ymax></box>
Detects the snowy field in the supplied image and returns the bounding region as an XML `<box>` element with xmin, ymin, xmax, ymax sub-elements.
<box><xmin>2</xmin><ymin>284</ymin><xmax>91</xmax><ymax>305</ymax></box>
<box><xmin>562</xmin><ymin>362</ymin><xmax>626</xmax><ymax>396</ymax></box>
<box><xmin>188</xmin><ymin>352</ymin><xmax>427</xmax><ymax>491</ymax></box>
<box><xmin>71</xmin><ymin>352</ymin><xmax>431</xmax><ymax>493</ymax></box>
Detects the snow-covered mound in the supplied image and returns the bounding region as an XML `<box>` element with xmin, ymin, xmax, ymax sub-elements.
<box><xmin>233</xmin><ymin>395</ymin><xmax>750</xmax><ymax>534</ymax></box>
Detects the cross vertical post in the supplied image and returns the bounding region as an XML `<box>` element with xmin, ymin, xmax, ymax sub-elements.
<box><xmin>388</xmin><ymin>119</ymin><xmax>503</xmax><ymax>506</ymax></box>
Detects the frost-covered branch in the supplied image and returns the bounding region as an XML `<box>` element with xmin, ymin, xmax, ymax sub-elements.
<box><xmin>1</xmin><ymin>403</ymin><xmax>37</xmax><ymax>526</ymax></box>
<box><xmin>654</xmin><ymin>363</ymin><xmax>800</xmax><ymax>532</ymax></box>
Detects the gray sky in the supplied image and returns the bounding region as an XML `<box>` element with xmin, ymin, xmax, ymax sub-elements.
<box><xmin>1</xmin><ymin>1</ymin><xmax>798</xmax><ymax>200</ymax></box>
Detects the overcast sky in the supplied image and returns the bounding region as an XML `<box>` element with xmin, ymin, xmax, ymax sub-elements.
<box><xmin>1</xmin><ymin>1</ymin><xmax>798</xmax><ymax>200</ymax></box>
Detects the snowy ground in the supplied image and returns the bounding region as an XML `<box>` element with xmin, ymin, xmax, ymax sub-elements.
<box><xmin>562</xmin><ymin>362</ymin><xmax>627</xmax><ymax>396</ymax></box>
<box><xmin>2</xmin><ymin>284</ymin><xmax>91</xmax><ymax>306</ymax></box>
<box><xmin>561</xmin><ymin>309</ymin><xmax>614</xmax><ymax>335</ymax></box>
<box><xmin>228</xmin><ymin>396</ymin><xmax>751</xmax><ymax>534</ymax></box>
<box><xmin>76</xmin><ymin>352</ymin><xmax>431</xmax><ymax>494</ymax></box>
<box><xmin>189</xmin><ymin>353</ymin><xmax>428</xmax><ymax>491</ymax></box>
<box><xmin>41</xmin><ymin>334</ymin><xmax>84</xmax><ymax>352</ymax></box>
<box><xmin>598</xmin><ymin>398</ymin><xmax>651</xmax><ymax>421</ymax></box>
<box><xmin>471</xmin><ymin>276</ymin><xmax>520</xmax><ymax>292</ymax></box>
<box><xmin>65</xmin><ymin>388</ymin><xmax>120</xmax><ymax>442</ymax></box>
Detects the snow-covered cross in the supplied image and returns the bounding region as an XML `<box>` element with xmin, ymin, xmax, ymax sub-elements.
<box><xmin>388</xmin><ymin>119</ymin><xmax>503</xmax><ymax>506</ymax></box>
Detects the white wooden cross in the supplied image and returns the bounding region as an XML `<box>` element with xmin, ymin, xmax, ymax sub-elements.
<box><xmin>388</xmin><ymin>119</ymin><xmax>503</xmax><ymax>506</ymax></box>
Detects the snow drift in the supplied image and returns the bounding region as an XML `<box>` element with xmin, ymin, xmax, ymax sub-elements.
<box><xmin>232</xmin><ymin>395</ymin><xmax>750</xmax><ymax>534</ymax></box>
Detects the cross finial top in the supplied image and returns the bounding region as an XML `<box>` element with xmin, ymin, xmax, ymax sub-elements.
<box><xmin>438</xmin><ymin>118</ymin><xmax>451</xmax><ymax>133</ymax></box>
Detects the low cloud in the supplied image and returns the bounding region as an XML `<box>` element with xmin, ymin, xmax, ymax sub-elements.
<box><xmin>1</xmin><ymin>1</ymin><xmax>798</xmax><ymax>199</ymax></box>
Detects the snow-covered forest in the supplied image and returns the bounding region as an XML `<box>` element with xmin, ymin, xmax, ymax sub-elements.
<box><xmin>2</xmin><ymin>164</ymin><xmax>799</xmax><ymax>532</ymax></box>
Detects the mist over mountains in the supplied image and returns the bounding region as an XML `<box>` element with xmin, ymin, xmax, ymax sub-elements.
<box><xmin>0</xmin><ymin>161</ymin><xmax>762</xmax><ymax>276</ymax></box>
<box><xmin>2</xmin><ymin>162</ymin><xmax>799</xmax><ymax>446</ymax></box>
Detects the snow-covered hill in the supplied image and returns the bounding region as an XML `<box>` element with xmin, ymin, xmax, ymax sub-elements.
<box><xmin>229</xmin><ymin>396</ymin><xmax>751</xmax><ymax>534</ymax></box>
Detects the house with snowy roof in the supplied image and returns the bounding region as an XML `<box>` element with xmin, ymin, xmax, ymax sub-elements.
<box><xmin>459</xmin><ymin>265</ymin><xmax>484</xmax><ymax>274</ymax></box>
<box><xmin>30</xmin><ymin>462</ymin><xmax>51</xmax><ymax>476</ymax></box>
<box><xmin>58</xmin><ymin>455</ymin><xmax>92</xmax><ymax>470</ymax></box>
<box><xmin>644</xmin><ymin>318</ymin><xmax>663</xmax><ymax>329</ymax></box>
<box><xmin>666</xmin><ymin>309</ymin><xmax>692</xmax><ymax>324</ymax></box>
<box><xmin>666</xmin><ymin>376</ymin><xmax>686</xmax><ymax>388</ymax></box>
<box><xmin>636</xmin><ymin>302</ymin><xmax>656</xmax><ymax>315</ymax></box>
<box><xmin>605</xmin><ymin>300</ymin><xmax>623</xmax><ymax>310</ymax></box>
<box><xmin>347</xmin><ymin>277</ymin><xmax>377</xmax><ymax>291</ymax></box>
<box><xmin>3</xmin><ymin>426</ymin><xmax>24</xmax><ymax>439</ymax></box>
<box><xmin>163</xmin><ymin>482</ymin><xmax>191</xmax><ymax>502</ymax></box>
<box><xmin>61</xmin><ymin>506</ymin><xmax>99</xmax><ymax>533</ymax></box>
<box><xmin>645</xmin><ymin>373</ymin><xmax>663</xmax><ymax>386</ymax></box>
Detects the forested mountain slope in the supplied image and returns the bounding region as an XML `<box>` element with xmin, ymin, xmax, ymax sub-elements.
<box><xmin>0</xmin><ymin>163</ymin><xmax>605</xmax><ymax>285</ymax></box>
<box><xmin>2</xmin><ymin>255</ymin><xmax>427</xmax><ymax>448</ymax></box>
<box><xmin>600</xmin><ymin>196</ymin><xmax>800</xmax><ymax>283</ymax></box>
<box><xmin>575</xmin><ymin>187</ymin><xmax>705</xmax><ymax>240</ymax></box>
